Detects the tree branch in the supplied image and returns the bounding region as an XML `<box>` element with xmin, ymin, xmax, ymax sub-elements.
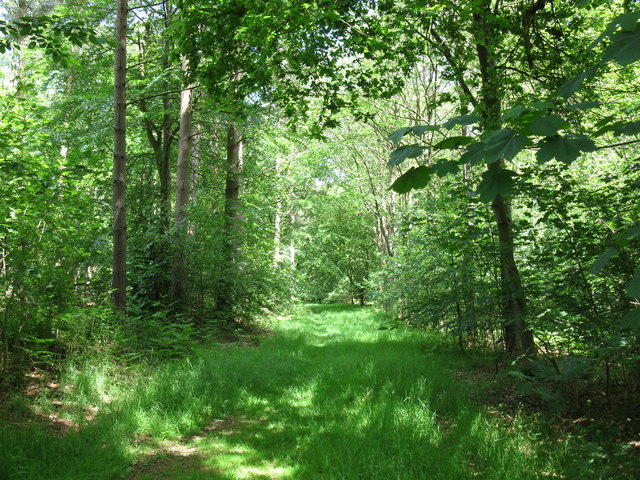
<box><xmin>127</xmin><ymin>85</ymin><xmax>200</xmax><ymax>106</ymax></box>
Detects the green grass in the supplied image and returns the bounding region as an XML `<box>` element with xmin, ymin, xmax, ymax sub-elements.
<box><xmin>1</xmin><ymin>304</ymin><xmax>570</xmax><ymax>479</ymax></box>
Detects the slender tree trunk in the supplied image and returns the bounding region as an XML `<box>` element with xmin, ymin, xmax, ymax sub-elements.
<box><xmin>225</xmin><ymin>124</ymin><xmax>244</xmax><ymax>247</ymax></box>
<box><xmin>273</xmin><ymin>157</ymin><xmax>283</xmax><ymax>267</ymax></box>
<box><xmin>159</xmin><ymin>6</ymin><xmax>173</xmax><ymax>230</ymax></box>
<box><xmin>112</xmin><ymin>0</ymin><xmax>128</xmax><ymax>316</ymax></box>
<box><xmin>217</xmin><ymin>123</ymin><xmax>244</xmax><ymax>320</ymax></box>
<box><xmin>171</xmin><ymin>57</ymin><xmax>193</xmax><ymax>308</ymax></box>
<box><xmin>473</xmin><ymin>4</ymin><xmax>535</xmax><ymax>357</ymax></box>
<box><xmin>137</xmin><ymin>20</ymin><xmax>174</xmax><ymax>232</ymax></box>
<box><xmin>289</xmin><ymin>210</ymin><xmax>296</xmax><ymax>297</ymax></box>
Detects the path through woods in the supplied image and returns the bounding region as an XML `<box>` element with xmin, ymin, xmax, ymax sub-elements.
<box><xmin>2</xmin><ymin>305</ymin><xmax>568</xmax><ymax>479</ymax></box>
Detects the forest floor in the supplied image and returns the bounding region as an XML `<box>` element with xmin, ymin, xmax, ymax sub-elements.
<box><xmin>0</xmin><ymin>304</ymin><xmax>635</xmax><ymax>479</ymax></box>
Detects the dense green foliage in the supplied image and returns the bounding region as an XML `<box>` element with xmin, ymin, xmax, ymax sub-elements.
<box><xmin>1</xmin><ymin>0</ymin><xmax>639</xmax><ymax>476</ymax></box>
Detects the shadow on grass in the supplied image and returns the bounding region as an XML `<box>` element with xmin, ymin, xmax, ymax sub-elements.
<box><xmin>0</xmin><ymin>307</ymin><xmax>563</xmax><ymax>480</ymax></box>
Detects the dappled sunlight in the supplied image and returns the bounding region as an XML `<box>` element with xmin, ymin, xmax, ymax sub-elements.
<box><xmin>1</xmin><ymin>305</ymin><xmax>568</xmax><ymax>479</ymax></box>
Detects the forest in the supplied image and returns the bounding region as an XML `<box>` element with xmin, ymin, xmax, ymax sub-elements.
<box><xmin>1</xmin><ymin>0</ymin><xmax>639</xmax><ymax>478</ymax></box>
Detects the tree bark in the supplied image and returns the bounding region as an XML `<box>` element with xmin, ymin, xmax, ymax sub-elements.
<box><xmin>137</xmin><ymin>24</ymin><xmax>174</xmax><ymax>232</ymax></box>
<box><xmin>171</xmin><ymin>56</ymin><xmax>193</xmax><ymax>308</ymax></box>
<box><xmin>217</xmin><ymin>123</ymin><xmax>244</xmax><ymax>320</ymax></box>
<box><xmin>112</xmin><ymin>0</ymin><xmax>128</xmax><ymax>317</ymax></box>
<box><xmin>473</xmin><ymin>2</ymin><xmax>535</xmax><ymax>357</ymax></box>
<box><xmin>273</xmin><ymin>156</ymin><xmax>283</xmax><ymax>267</ymax></box>
<box><xmin>289</xmin><ymin>210</ymin><xmax>296</xmax><ymax>297</ymax></box>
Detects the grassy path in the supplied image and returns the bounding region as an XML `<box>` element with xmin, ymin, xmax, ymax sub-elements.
<box><xmin>1</xmin><ymin>305</ymin><xmax>566</xmax><ymax>479</ymax></box>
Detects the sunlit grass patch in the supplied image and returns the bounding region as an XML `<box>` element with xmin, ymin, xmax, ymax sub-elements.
<box><xmin>1</xmin><ymin>303</ymin><xmax>571</xmax><ymax>479</ymax></box>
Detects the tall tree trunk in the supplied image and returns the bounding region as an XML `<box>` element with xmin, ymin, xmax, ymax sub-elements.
<box><xmin>137</xmin><ymin>18</ymin><xmax>174</xmax><ymax>232</ymax></box>
<box><xmin>11</xmin><ymin>0</ymin><xmax>27</xmax><ymax>96</ymax></box>
<box><xmin>112</xmin><ymin>0</ymin><xmax>128</xmax><ymax>316</ymax></box>
<box><xmin>159</xmin><ymin>40</ymin><xmax>172</xmax><ymax>230</ymax></box>
<box><xmin>273</xmin><ymin>156</ymin><xmax>283</xmax><ymax>267</ymax></box>
<box><xmin>289</xmin><ymin>210</ymin><xmax>296</xmax><ymax>297</ymax></box>
<box><xmin>217</xmin><ymin>123</ymin><xmax>244</xmax><ymax>320</ymax></box>
<box><xmin>473</xmin><ymin>3</ymin><xmax>535</xmax><ymax>357</ymax></box>
<box><xmin>171</xmin><ymin>57</ymin><xmax>193</xmax><ymax>309</ymax></box>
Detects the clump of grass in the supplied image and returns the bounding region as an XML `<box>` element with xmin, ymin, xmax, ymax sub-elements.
<box><xmin>1</xmin><ymin>304</ymin><xmax>573</xmax><ymax>479</ymax></box>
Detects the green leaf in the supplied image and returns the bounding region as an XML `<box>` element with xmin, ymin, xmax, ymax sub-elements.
<box><xmin>565</xmin><ymin>101</ymin><xmax>600</xmax><ymax>111</ymax></box>
<box><xmin>586</xmin><ymin>12</ymin><xmax>640</xmax><ymax>51</ymax></box>
<box><xmin>627</xmin><ymin>268</ymin><xmax>640</xmax><ymax>298</ymax></box>
<box><xmin>388</xmin><ymin>144</ymin><xmax>427</xmax><ymax>167</ymax></box>
<box><xmin>536</xmin><ymin>134</ymin><xmax>596</xmax><ymax>164</ymax></box>
<box><xmin>483</xmin><ymin>129</ymin><xmax>529</xmax><ymax>163</ymax></box>
<box><xmin>432</xmin><ymin>160</ymin><xmax>459</xmax><ymax>177</ymax></box>
<box><xmin>390</xmin><ymin>165</ymin><xmax>432</xmax><ymax>193</ymax></box>
<box><xmin>613</xmin><ymin>226</ymin><xmax>640</xmax><ymax>249</ymax></box>
<box><xmin>594</xmin><ymin>117</ymin><xmax>620</xmax><ymax>136</ymax></box>
<box><xmin>388</xmin><ymin>125</ymin><xmax>440</xmax><ymax>144</ymax></box>
<box><xmin>442</xmin><ymin>115</ymin><xmax>481</xmax><ymax>130</ymax></box>
<box><xmin>516</xmin><ymin>381</ymin><xmax>534</xmax><ymax>395</ymax></box>
<box><xmin>434</xmin><ymin>136</ymin><xmax>475</xmax><ymax>150</ymax></box>
<box><xmin>529</xmin><ymin>115</ymin><xmax>569</xmax><ymax>137</ymax></box>
<box><xmin>388</xmin><ymin>127</ymin><xmax>412</xmax><ymax>144</ymax></box>
<box><xmin>412</xmin><ymin>124</ymin><xmax>440</xmax><ymax>136</ymax></box>
<box><xmin>594</xmin><ymin>115</ymin><xmax>616</xmax><ymax>128</ymax></box>
<box><xmin>618</xmin><ymin>308</ymin><xmax>640</xmax><ymax>331</ymax></box>
<box><xmin>612</xmin><ymin>11</ymin><xmax>640</xmax><ymax>32</ymax></box>
<box><xmin>459</xmin><ymin>142</ymin><xmax>485</xmax><ymax>165</ymax></box>
<box><xmin>533</xmin><ymin>100</ymin><xmax>555</xmax><ymax>110</ymax></box>
<box><xmin>477</xmin><ymin>168</ymin><xmax>516</xmax><ymax>203</ymax></box>
<box><xmin>507</xmin><ymin>369</ymin><xmax>530</xmax><ymax>381</ymax></box>
<box><xmin>613</xmin><ymin>120</ymin><xmax>640</xmax><ymax>136</ymax></box>
<box><xmin>502</xmin><ymin>105</ymin><xmax>529</xmax><ymax>122</ymax></box>
<box><xmin>588</xmin><ymin>247</ymin><xmax>618</xmax><ymax>275</ymax></box>
<box><xmin>602</xmin><ymin>31</ymin><xmax>640</xmax><ymax>67</ymax></box>
<box><xmin>557</xmin><ymin>66</ymin><xmax>597</xmax><ymax>99</ymax></box>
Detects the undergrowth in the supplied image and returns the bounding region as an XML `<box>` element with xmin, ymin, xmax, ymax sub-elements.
<box><xmin>0</xmin><ymin>304</ymin><xmax>630</xmax><ymax>479</ymax></box>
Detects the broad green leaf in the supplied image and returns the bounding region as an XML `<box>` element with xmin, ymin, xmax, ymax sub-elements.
<box><xmin>459</xmin><ymin>142</ymin><xmax>485</xmax><ymax>165</ymax></box>
<box><xmin>588</xmin><ymin>247</ymin><xmax>618</xmax><ymax>275</ymax></box>
<box><xmin>529</xmin><ymin>115</ymin><xmax>569</xmax><ymax>137</ymax></box>
<box><xmin>388</xmin><ymin>127</ymin><xmax>412</xmax><ymax>144</ymax></box>
<box><xmin>618</xmin><ymin>308</ymin><xmax>640</xmax><ymax>331</ymax></box>
<box><xmin>388</xmin><ymin>125</ymin><xmax>440</xmax><ymax>144</ymax></box>
<box><xmin>613</xmin><ymin>120</ymin><xmax>640</xmax><ymax>136</ymax></box>
<box><xmin>390</xmin><ymin>165</ymin><xmax>432</xmax><ymax>193</ymax></box>
<box><xmin>388</xmin><ymin>144</ymin><xmax>427</xmax><ymax>167</ymax></box>
<box><xmin>501</xmin><ymin>105</ymin><xmax>529</xmax><ymax>122</ymax></box>
<box><xmin>565</xmin><ymin>101</ymin><xmax>600</xmax><ymax>111</ymax></box>
<box><xmin>585</xmin><ymin>12</ymin><xmax>640</xmax><ymax>51</ymax></box>
<box><xmin>627</xmin><ymin>267</ymin><xmax>640</xmax><ymax>298</ymax></box>
<box><xmin>594</xmin><ymin>118</ymin><xmax>622</xmax><ymax>136</ymax></box>
<box><xmin>536</xmin><ymin>134</ymin><xmax>596</xmax><ymax>164</ymax></box>
<box><xmin>412</xmin><ymin>124</ymin><xmax>440</xmax><ymax>136</ymax></box>
<box><xmin>533</xmin><ymin>100</ymin><xmax>555</xmax><ymax>110</ymax></box>
<box><xmin>483</xmin><ymin>129</ymin><xmax>529</xmax><ymax>163</ymax></box>
<box><xmin>557</xmin><ymin>66</ymin><xmax>597</xmax><ymax>99</ymax></box>
<box><xmin>476</xmin><ymin>168</ymin><xmax>516</xmax><ymax>203</ymax></box>
<box><xmin>442</xmin><ymin>115</ymin><xmax>481</xmax><ymax>130</ymax></box>
<box><xmin>613</xmin><ymin>226</ymin><xmax>640</xmax><ymax>249</ymax></box>
<box><xmin>432</xmin><ymin>159</ymin><xmax>459</xmax><ymax>177</ymax></box>
<box><xmin>613</xmin><ymin>11</ymin><xmax>640</xmax><ymax>32</ymax></box>
<box><xmin>595</xmin><ymin>115</ymin><xmax>616</xmax><ymax>128</ymax></box>
<box><xmin>602</xmin><ymin>31</ymin><xmax>640</xmax><ymax>67</ymax></box>
<box><xmin>434</xmin><ymin>136</ymin><xmax>475</xmax><ymax>150</ymax></box>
